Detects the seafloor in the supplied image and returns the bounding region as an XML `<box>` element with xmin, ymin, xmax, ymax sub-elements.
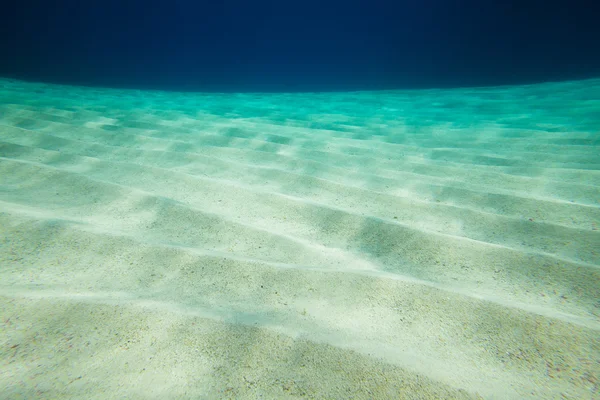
<box><xmin>0</xmin><ymin>78</ymin><xmax>598</xmax><ymax>399</ymax></box>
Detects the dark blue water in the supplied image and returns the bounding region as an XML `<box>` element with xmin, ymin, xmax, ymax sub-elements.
<box><xmin>1</xmin><ymin>0</ymin><xmax>598</xmax><ymax>92</ymax></box>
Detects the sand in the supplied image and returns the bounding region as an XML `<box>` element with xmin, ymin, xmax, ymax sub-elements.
<box><xmin>0</xmin><ymin>77</ymin><xmax>598</xmax><ymax>399</ymax></box>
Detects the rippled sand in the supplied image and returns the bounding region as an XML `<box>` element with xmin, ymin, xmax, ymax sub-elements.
<box><xmin>1</xmin><ymin>78</ymin><xmax>598</xmax><ymax>399</ymax></box>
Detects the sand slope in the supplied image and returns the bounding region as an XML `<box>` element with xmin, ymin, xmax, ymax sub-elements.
<box><xmin>0</xmin><ymin>78</ymin><xmax>599</xmax><ymax>399</ymax></box>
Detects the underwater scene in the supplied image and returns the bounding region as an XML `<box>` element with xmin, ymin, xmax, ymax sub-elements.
<box><xmin>0</xmin><ymin>1</ymin><xmax>599</xmax><ymax>399</ymax></box>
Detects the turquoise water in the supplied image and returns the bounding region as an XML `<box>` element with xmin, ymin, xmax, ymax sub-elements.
<box><xmin>0</xmin><ymin>77</ymin><xmax>599</xmax><ymax>399</ymax></box>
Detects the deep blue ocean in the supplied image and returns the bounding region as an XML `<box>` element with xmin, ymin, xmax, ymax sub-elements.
<box><xmin>1</xmin><ymin>0</ymin><xmax>598</xmax><ymax>92</ymax></box>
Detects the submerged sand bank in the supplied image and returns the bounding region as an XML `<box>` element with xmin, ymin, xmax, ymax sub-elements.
<box><xmin>1</xmin><ymin>78</ymin><xmax>598</xmax><ymax>399</ymax></box>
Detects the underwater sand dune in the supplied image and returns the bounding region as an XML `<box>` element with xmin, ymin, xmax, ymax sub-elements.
<box><xmin>0</xmin><ymin>78</ymin><xmax>599</xmax><ymax>399</ymax></box>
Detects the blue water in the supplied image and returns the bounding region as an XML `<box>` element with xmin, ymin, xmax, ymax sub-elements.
<box><xmin>1</xmin><ymin>1</ymin><xmax>598</xmax><ymax>92</ymax></box>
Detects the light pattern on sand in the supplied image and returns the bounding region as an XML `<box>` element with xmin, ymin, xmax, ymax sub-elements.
<box><xmin>1</xmin><ymin>78</ymin><xmax>599</xmax><ymax>399</ymax></box>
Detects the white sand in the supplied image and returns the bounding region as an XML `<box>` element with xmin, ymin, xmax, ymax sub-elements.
<box><xmin>0</xmin><ymin>77</ymin><xmax>598</xmax><ymax>399</ymax></box>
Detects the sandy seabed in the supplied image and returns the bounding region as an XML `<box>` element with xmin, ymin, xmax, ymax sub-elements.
<box><xmin>0</xmin><ymin>78</ymin><xmax>599</xmax><ymax>399</ymax></box>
